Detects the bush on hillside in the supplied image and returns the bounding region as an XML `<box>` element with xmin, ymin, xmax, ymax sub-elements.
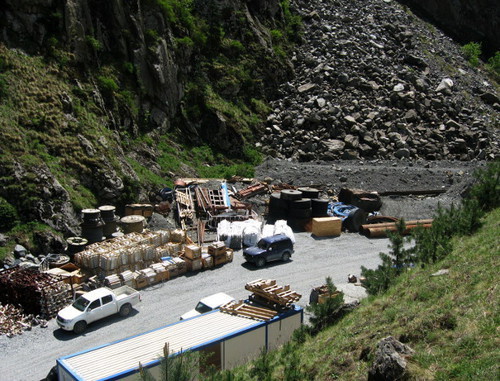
<box><xmin>462</xmin><ymin>42</ymin><xmax>482</xmax><ymax>67</ymax></box>
<box><xmin>361</xmin><ymin>219</ymin><xmax>413</xmax><ymax>295</ymax></box>
<box><xmin>0</xmin><ymin>197</ymin><xmax>18</xmax><ymax>230</ymax></box>
<box><xmin>306</xmin><ymin>277</ymin><xmax>345</xmax><ymax>334</ymax></box>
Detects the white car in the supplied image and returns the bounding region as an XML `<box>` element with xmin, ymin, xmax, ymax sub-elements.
<box><xmin>180</xmin><ymin>292</ymin><xmax>235</xmax><ymax>320</ymax></box>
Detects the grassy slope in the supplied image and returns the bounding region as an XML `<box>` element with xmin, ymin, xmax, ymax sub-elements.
<box><xmin>231</xmin><ymin>208</ymin><xmax>500</xmax><ymax>380</ymax></box>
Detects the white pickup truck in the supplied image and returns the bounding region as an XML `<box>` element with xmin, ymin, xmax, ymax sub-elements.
<box><xmin>56</xmin><ymin>286</ymin><xmax>141</xmax><ymax>334</ymax></box>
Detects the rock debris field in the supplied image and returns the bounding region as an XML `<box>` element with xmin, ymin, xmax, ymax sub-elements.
<box><xmin>258</xmin><ymin>0</ymin><xmax>498</xmax><ymax>162</ymax></box>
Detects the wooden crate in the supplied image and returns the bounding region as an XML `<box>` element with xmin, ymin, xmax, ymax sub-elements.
<box><xmin>214</xmin><ymin>255</ymin><xmax>227</xmax><ymax>266</ymax></box>
<box><xmin>185</xmin><ymin>257</ymin><xmax>202</xmax><ymax>272</ymax></box>
<box><xmin>184</xmin><ymin>244</ymin><xmax>202</xmax><ymax>260</ymax></box>
<box><xmin>208</xmin><ymin>241</ymin><xmax>226</xmax><ymax>256</ymax></box>
<box><xmin>312</xmin><ymin>217</ymin><xmax>342</xmax><ymax>237</ymax></box>
<box><xmin>134</xmin><ymin>277</ymin><xmax>148</xmax><ymax>289</ymax></box>
<box><xmin>155</xmin><ymin>271</ymin><xmax>170</xmax><ymax>283</ymax></box>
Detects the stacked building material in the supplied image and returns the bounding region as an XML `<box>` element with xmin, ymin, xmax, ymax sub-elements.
<box><xmin>208</xmin><ymin>241</ymin><xmax>229</xmax><ymax>266</ymax></box>
<box><xmin>119</xmin><ymin>270</ymin><xmax>135</xmax><ymax>287</ymax></box>
<box><xmin>220</xmin><ymin>301</ymin><xmax>277</xmax><ymax>321</ymax></box>
<box><xmin>104</xmin><ymin>274</ymin><xmax>122</xmax><ymax>289</ymax></box>
<box><xmin>75</xmin><ymin>230</ymin><xmax>172</xmax><ymax>276</ymax></box>
<box><xmin>311</xmin><ymin>217</ymin><xmax>342</xmax><ymax>237</ymax></box>
<box><xmin>0</xmin><ymin>267</ymin><xmax>72</xmax><ymax>319</ymax></box>
<box><xmin>245</xmin><ymin>279</ymin><xmax>301</xmax><ymax>309</ymax></box>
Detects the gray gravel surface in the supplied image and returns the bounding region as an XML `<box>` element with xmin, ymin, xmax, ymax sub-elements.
<box><xmin>0</xmin><ymin>232</ymin><xmax>389</xmax><ymax>381</ymax></box>
<box><xmin>256</xmin><ymin>158</ymin><xmax>485</xmax><ymax>219</ymax></box>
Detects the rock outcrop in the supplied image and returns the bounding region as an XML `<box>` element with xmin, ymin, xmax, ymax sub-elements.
<box><xmin>260</xmin><ymin>0</ymin><xmax>498</xmax><ymax>162</ymax></box>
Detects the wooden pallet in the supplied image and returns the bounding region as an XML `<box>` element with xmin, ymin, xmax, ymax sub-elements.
<box><xmin>220</xmin><ymin>301</ymin><xmax>277</xmax><ymax>321</ymax></box>
<box><xmin>245</xmin><ymin>279</ymin><xmax>301</xmax><ymax>307</ymax></box>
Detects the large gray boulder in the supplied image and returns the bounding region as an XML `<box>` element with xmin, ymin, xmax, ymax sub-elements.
<box><xmin>368</xmin><ymin>336</ymin><xmax>415</xmax><ymax>381</ymax></box>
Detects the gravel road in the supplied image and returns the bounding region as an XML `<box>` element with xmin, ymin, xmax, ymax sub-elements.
<box><xmin>0</xmin><ymin>232</ymin><xmax>389</xmax><ymax>381</ymax></box>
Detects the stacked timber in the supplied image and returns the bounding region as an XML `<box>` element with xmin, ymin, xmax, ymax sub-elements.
<box><xmin>0</xmin><ymin>268</ymin><xmax>72</xmax><ymax>319</ymax></box>
<box><xmin>201</xmin><ymin>253</ymin><xmax>214</xmax><ymax>269</ymax></box>
<box><xmin>362</xmin><ymin>219</ymin><xmax>433</xmax><ymax>238</ymax></box>
<box><xmin>75</xmin><ymin>230</ymin><xmax>184</xmax><ymax>276</ymax></box>
<box><xmin>208</xmin><ymin>241</ymin><xmax>230</xmax><ymax>266</ymax></box>
<box><xmin>245</xmin><ymin>279</ymin><xmax>301</xmax><ymax>309</ymax></box>
<box><xmin>220</xmin><ymin>301</ymin><xmax>278</xmax><ymax>321</ymax></box>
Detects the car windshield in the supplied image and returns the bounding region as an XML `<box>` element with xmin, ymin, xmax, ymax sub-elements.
<box><xmin>72</xmin><ymin>296</ymin><xmax>90</xmax><ymax>312</ymax></box>
<box><xmin>195</xmin><ymin>302</ymin><xmax>212</xmax><ymax>314</ymax></box>
<box><xmin>257</xmin><ymin>240</ymin><xmax>268</xmax><ymax>249</ymax></box>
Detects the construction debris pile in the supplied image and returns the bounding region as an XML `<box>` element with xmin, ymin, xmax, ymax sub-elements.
<box><xmin>174</xmin><ymin>180</ymin><xmax>258</xmax><ymax>232</ymax></box>
<box><xmin>0</xmin><ymin>303</ymin><xmax>48</xmax><ymax>337</ymax></box>
<box><xmin>0</xmin><ymin>267</ymin><xmax>72</xmax><ymax>319</ymax></box>
<box><xmin>221</xmin><ymin>279</ymin><xmax>301</xmax><ymax>321</ymax></box>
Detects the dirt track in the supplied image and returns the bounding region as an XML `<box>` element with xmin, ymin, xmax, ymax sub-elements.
<box><xmin>255</xmin><ymin>158</ymin><xmax>485</xmax><ymax>220</ymax></box>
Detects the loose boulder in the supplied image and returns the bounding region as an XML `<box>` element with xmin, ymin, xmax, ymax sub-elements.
<box><xmin>368</xmin><ymin>336</ymin><xmax>415</xmax><ymax>381</ymax></box>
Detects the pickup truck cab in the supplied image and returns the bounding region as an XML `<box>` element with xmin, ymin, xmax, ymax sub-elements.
<box><xmin>180</xmin><ymin>292</ymin><xmax>235</xmax><ymax>320</ymax></box>
<box><xmin>57</xmin><ymin>286</ymin><xmax>141</xmax><ymax>334</ymax></box>
<box><xmin>243</xmin><ymin>234</ymin><xmax>294</xmax><ymax>267</ymax></box>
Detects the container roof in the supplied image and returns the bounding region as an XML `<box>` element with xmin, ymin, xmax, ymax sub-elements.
<box><xmin>58</xmin><ymin>311</ymin><xmax>261</xmax><ymax>381</ymax></box>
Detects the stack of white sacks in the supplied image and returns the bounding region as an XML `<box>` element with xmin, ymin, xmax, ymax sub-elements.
<box><xmin>217</xmin><ymin>219</ymin><xmax>295</xmax><ymax>249</ymax></box>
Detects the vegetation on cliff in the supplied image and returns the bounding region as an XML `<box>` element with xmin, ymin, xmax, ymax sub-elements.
<box><xmin>0</xmin><ymin>0</ymin><xmax>302</xmax><ymax>254</ymax></box>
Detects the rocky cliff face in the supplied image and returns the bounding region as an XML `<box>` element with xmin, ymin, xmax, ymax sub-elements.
<box><xmin>0</xmin><ymin>0</ymin><xmax>287</xmax><ymax>131</ymax></box>
<box><xmin>0</xmin><ymin>0</ymin><xmax>498</xmax><ymax>252</ymax></box>
<box><xmin>0</xmin><ymin>0</ymin><xmax>291</xmax><ymax>242</ymax></box>
<box><xmin>399</xmin><ymin>0</ymin><xmax>500</xmax><ymax>55</ymax></box>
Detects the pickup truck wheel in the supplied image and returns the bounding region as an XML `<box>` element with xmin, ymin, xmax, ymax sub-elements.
<box><xmin>282</xmin><ymin>252</ymin><xmax>291</xmax><ymax>262</ymax></box>
<box><xmin>73</xmin><ymin>321</ymin><xmax>87</xmax><ymax>335</ymax></box>
<box><xmin>119</xmin><ymin>303</ymin><xmax>132</xmax><ymax>317</ymax></box>
<box><xmin>255</xmin><ymin>257</ymin><xmax>266</xmax><ymax>267</ymax></box>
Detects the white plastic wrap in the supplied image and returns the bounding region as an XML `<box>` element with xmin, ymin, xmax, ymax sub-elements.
<box><xmin>273</xmin><ymin>220</ymin><xmax>296</xmax><ymax>243</ymax></box>
<box><xmin>242</xmin><ymin>220</ymin><xmax>262</xmax><ymax>247</ymax></box>
<box><xmin>229</xmin><ymin>222</ymin><xmax>244</xmax><ymax>250</ymax></box>
<box><xmin>217</xmin><ymin>219</ymin><xmax>232</xmax><ymax>247</ymax></box>
<box><xmin>261</xmin><ymin>224</ymin><xmax>275</xmax><ymax>238</ymax></box>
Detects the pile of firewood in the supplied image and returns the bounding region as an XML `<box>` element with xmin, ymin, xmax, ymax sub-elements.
<box><xmin>0</xmin><ymin>303</ymin><xmax>48</xmax><ymax>337</ymax></box>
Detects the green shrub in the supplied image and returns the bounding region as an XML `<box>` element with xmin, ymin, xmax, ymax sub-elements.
<box><xmin>85</xmin><ymin>35</ymin><xmax>102</xmax><ymax>52</ymax></box>
<box><xmin>469</xmin><ymin>161</ymin><xmax>500</xmax><ymax>212</ymax></box>
<box><xmin>461</xmin><ymin>42</ymin><xmax>482</xmax><ymax>67</ymax></box>
<box><xmin>487</xmin><ymin>51</ymin><xmax>500</xmax><ymax>74</ymax></box>
<box><xmin>361</xmin><ymin>219</ymin><xmax>413</xmax><ymax>295</ymax></box>
<box><xmin>270</xmin><ymin>29</ymin><xmax>284</xmax><ymax>42</ymax></box>
<box><xmin>306</xmin><ymin>277</ymin><xmax>345</xmax><ymax>334</ymax></box>
<box><xmin>145</xmin><ymin>29</ymin><xmax>160</xmax><ymax>47</ymax></box>
<box><xmin>97</xmin><ymin>76</ymin><xmax>119</xmax><ymax>99</ymax></box>
<box><xmin>0</xmin><ymin>73</ymin><xmax>8</xmax><ymax>99</ymax></box>
<box><xmin>280</xmin><ymin>0</ymin><xmax>303</xmax><ymax>42</ymax></box>
<box><xmin>176</xmin><ymin>36</ymin><xmax>194</xmax><ymax>48</ymax></box>
<box><xmin>123</xmin><ymin>62</ymin><xmax>135</xmax><ymax>74</ymax></box>
<box><xmin>0</xmin><ymin>197</ymin><xmax>18</xmax><ymax>230</ymax></box>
